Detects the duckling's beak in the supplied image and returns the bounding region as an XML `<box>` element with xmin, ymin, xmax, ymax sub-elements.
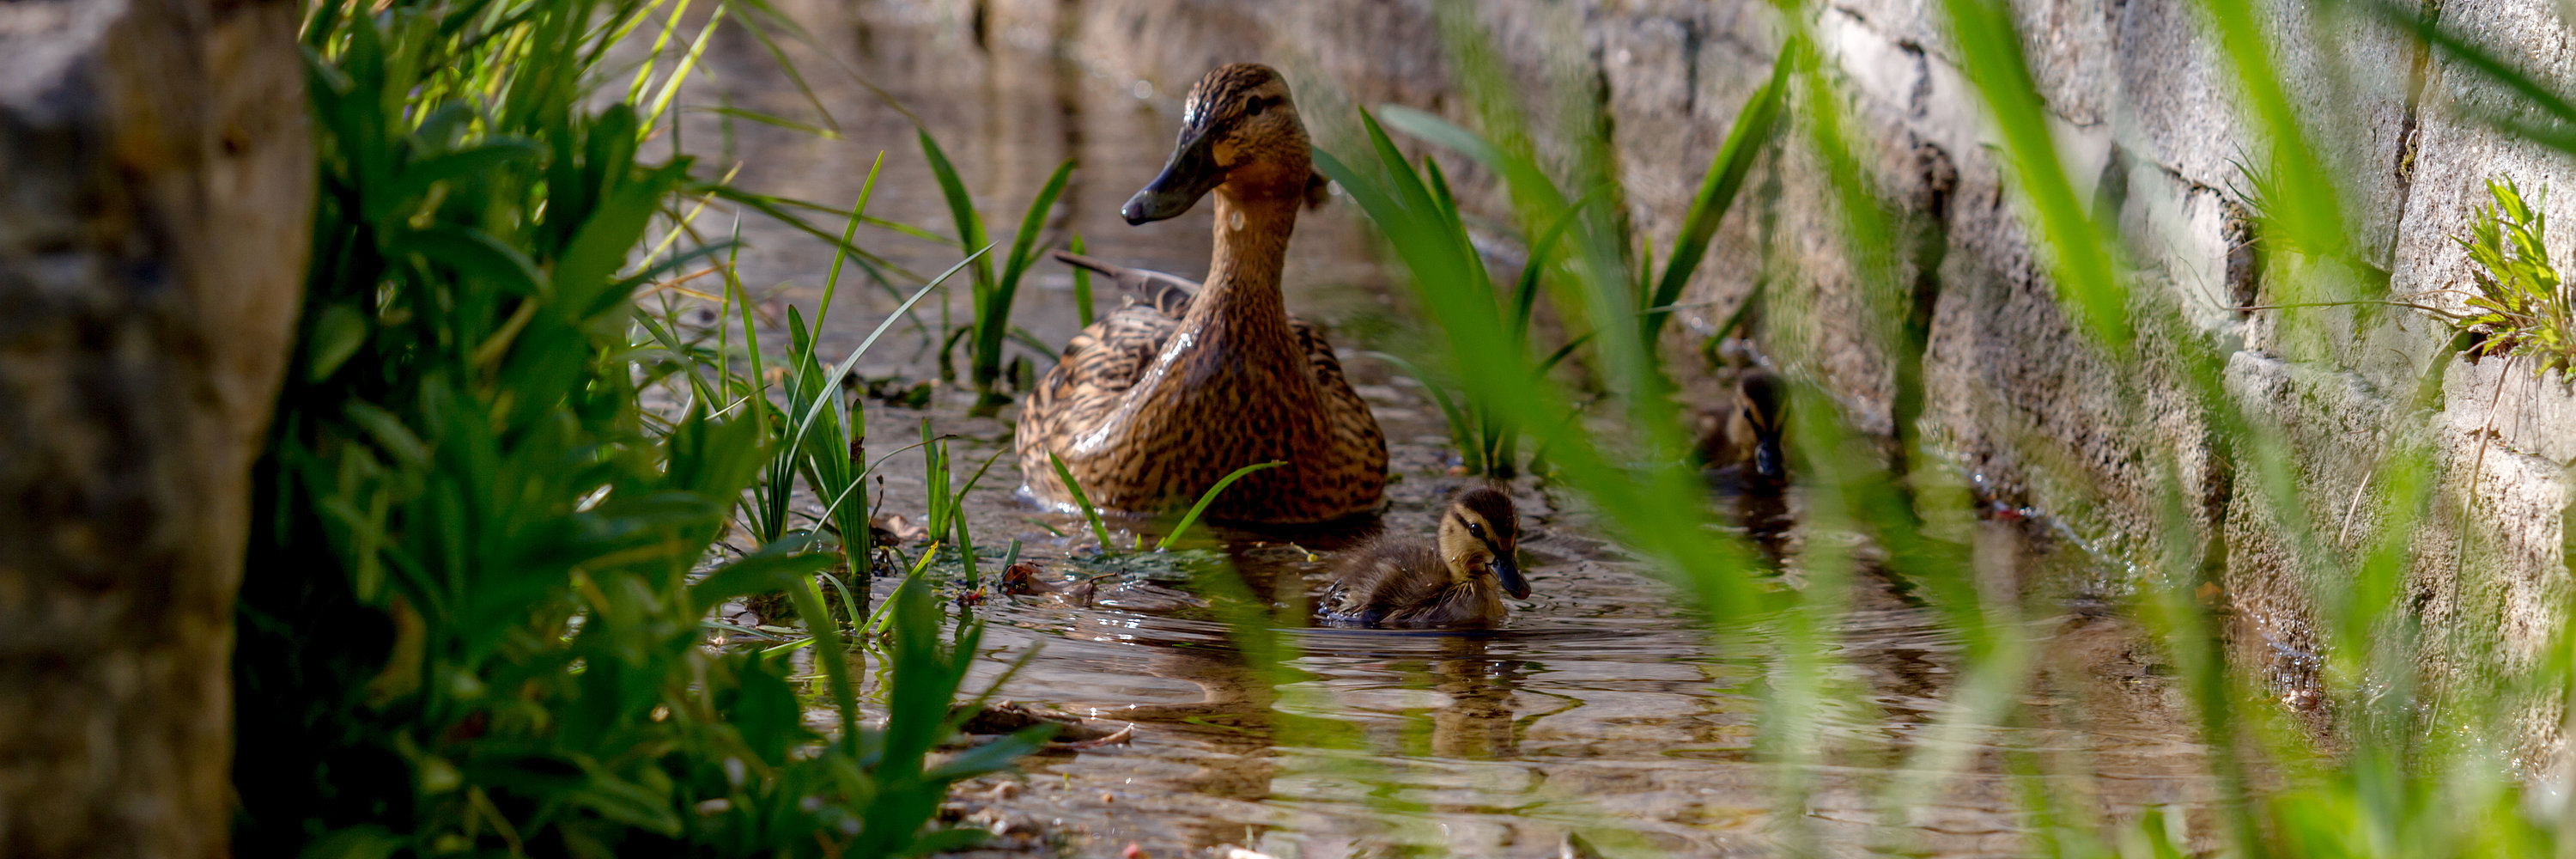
<box><xmin>1123</xmin><ymin>131</ymin><xmax>1225</xmax><ymax>225</ymax></box>
<box><xmin>1753</xmin><ymin>433</ymin><xmax>1785</xmax><ymax>482</ymax></box>
<box><xmin>1492</xmin><ymin>553</ymin><xmax>1529</xmax><ymax>600</ymax></box>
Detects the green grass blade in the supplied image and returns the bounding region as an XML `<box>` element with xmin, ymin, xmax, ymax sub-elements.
<box><xmin>1069</xmin><ymin>233</ymin><xmax>1095</xmax><ymax>327</ymax></box>
<box><xmin>1516</xmin><ymin>186</ymin><xmax>1609</xmax><ymax>340</ymax></box>
<box><xmin>2196</xmin><ymin>0</ymin><xmax>2348</xmax><ymax>268</ymax></box>
<box><xmin>1645</xmin><ymin>51</ymin><xmax>1789</xmax><ymax>343</ymax></box>
<box><xmin>809</xmin><ymin>152</ymin><xmax>883</xmax><ymax>348</ymax></box>
<box><xmin>1358</xmin><ymin>350</ymin><xmax>1481</xmax><ymax>474</ymax></box>
<box><xmin>1156</xmin><ymin>461</ymin><xmax>1286</xmax><ymax>551</ymax></box>
<box><xmin>1046</xmin><ymin>452</ymin><xmax>1115</xmax><ymax>549</ymax></box>
<box><xmin>917</xmin><ymin>127</ymin><xmax>993</xmax><ymax>295</ymax></box>
<box><xmin>977</xmin><ymin>159</ymin><xmax>1074</xmax><ymax>389</ymax></box>
<box><xmin>640</xmin><ymin>5</ymin><xmax>724</xmax><ymax>134</ymax></box>
<box><xmin>784</xmin><ymin>245</ymin><xmax>982</xmax><ymax>452</ymax></box>
<box><xmin>1937</xmin><ymin>0</ymin><xmax>2128</xmax><ymax>351</ymax></box>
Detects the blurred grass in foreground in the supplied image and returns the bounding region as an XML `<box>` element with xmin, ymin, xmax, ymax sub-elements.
<box><xmin>1284</xmin><ymin>0</ymin><xmax>2576</xmax><ymax>855</ymax></box>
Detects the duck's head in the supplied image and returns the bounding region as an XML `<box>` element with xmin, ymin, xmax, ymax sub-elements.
<box><xmin>1735</xmin><ymin>370</ymin><xmax>1787</xmax><ymax>482</ymax></box>
<box><xmin>1123</xmin><ymin>64</ymin><xmax>1318</xmax><ymax>225</ymax></box>
<box><xmin>1437</xmin><ymin>486</ymin><xmax>1527</xmax><ymax>599</ymax></box>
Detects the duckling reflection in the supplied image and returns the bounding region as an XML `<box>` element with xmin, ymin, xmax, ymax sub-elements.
<box><xmin>1320</xmin><ymin>487</ymin><xmax>1526</xmax><ymax>628</ymax></box>
<box><xmin>1422</xmin><ymin>636</ymin><xmax>1526</xmax><ymax>760</ymax></box>
<box><xmin>1007</xmin><ymin>550</ymin><xmax>1546</xmax><ymax>852</ymax></box>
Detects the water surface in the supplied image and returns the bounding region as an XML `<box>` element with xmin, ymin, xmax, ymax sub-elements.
<box><xmin>679</xmin><ymin>8</ymin><xmax>2218</xmax><ymax>856</ymax></box>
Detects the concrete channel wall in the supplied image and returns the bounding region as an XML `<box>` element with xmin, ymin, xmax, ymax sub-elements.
<box><xmin>886</xmin><ymin>0</ymin><xmax>2576</xmax><ymax>750</ymax></box>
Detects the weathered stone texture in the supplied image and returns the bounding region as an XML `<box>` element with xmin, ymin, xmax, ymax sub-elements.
<box><xmin>0</xmin><ymin>0</ymin><xmax>311</xmax><ymax>855</ymax></box>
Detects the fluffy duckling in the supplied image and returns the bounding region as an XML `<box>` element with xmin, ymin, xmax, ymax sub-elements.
<box><xmin>1696</xmin><ymin>369</ymin><xmax>1786</xmax><ymax>482</ymax></box>
<box><xmin>1320</xmin><ymin>487</ymin><xmax>1526</xmax><ymax>628</ymax></box>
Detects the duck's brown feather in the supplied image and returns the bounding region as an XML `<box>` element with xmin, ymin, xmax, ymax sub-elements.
<box><xmin>1015</xmin><ymin>64</ymin><xmax>1387</xmax><ymax>524</ymax></box>
<box><xmin>1018</xmin><ymin>255</ymin><xmax>1387</xmax><ymax>523</ymax></box>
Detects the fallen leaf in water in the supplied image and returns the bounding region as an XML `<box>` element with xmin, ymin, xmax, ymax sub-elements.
<box><xmin>872</xmin><ymin>515</ymin><xmax>930</xmax><ymax>544</ymax></box>
<box><xmin>999</xmin><ymin>562</ymin><xmax>1054</xmax><ymax>595</ymax></box>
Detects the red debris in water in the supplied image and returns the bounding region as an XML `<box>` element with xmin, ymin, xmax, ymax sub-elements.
<box><xmin>999</xmin><ymin>562</ymin><xmax>1054</xmax><ymax>595</ymax></box>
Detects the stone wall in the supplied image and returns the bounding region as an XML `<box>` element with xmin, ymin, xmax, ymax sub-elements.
<box><xmin>902</xmin><ymin>0</ymin><xmax>2576</xmax><ymax>746</ymax></box>
<box><xmin>0</xmin><ymin>0</ymin><xmax>312</xmax><ymax>854</ymax></box>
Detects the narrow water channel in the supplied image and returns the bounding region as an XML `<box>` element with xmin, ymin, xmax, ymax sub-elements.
<box><xmin>683</xmin><ymin>6</ymin><xmax>2221</xmax><ymax>857</ymax></box>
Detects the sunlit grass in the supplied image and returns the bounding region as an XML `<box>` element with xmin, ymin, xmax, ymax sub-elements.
<box><xmin>235</xmin><ymin>0</ymin><xmax>1046</xmax><ymax>854</ymax></box>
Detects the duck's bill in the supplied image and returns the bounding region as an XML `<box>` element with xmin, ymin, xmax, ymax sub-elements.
<box><xmin>1753</xmin><ymin>436</ymin><xmax>1786</xmax><ymax>481</ymax></box>
<box><xmin>1492</xmin><ymin>554</ymin><xmax>1530</xmax><ymax>600</ymax></box>
<box><xmin>1122</xmin><ymin>131</ymin><xmax>1224</xmax><ymax>224</ymax></box>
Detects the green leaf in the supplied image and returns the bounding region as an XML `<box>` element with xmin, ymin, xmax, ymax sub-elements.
<box><xmin>1157</xmin><ymin>461</ymin><xmax>1285</xmax><ymax>551</ymax></box>
<box><xmin>343</xmin><ymin>402</ymin><xmax>429</xmax><ymax>470</ymax></box>
<box><xmin>555</xmin><ymin>164</ymin><xmax>680</xmax><ymax>317</ymax></box>
<box><xmin>397</xmin><ymin>225</ymin><xmax>549</xmax><ymax>298</ymax></box>
<box><xmin>307</xmin><ymin>303</ymin><xmax>369</xmax><ymax>381</ymax></box>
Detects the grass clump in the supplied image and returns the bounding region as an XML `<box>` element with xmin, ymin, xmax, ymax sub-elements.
<box><xmin>1341</xmin><ymin>49</ymin><xmax>1783</xmax><ymax>479</ymax></box>
<box><xmin>232</xmin><ymin>0</ymin><xmax>1042</xmax><ymax>855</ymax></box>
<box><xmin>918</xmin><ymin>130</ymin><xmax>1074</xmax><ymax>413</ymax></box>
<box><xmin>2450</xmin><ymin>177</ymin><xmax>2575</xmax><ymax>377</ymax></box>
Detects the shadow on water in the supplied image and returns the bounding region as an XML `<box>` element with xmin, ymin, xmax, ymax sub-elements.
<box><xmin>677</xmin><ymin>5</ymin><xmax>2219</xmax><ymax>858</ymax></box>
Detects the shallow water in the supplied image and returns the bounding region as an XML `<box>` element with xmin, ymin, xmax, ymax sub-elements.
<box><xmin>677</xmin><ymin>7</ymin><xmax>2219</xmax><ymax>857</ymax></box>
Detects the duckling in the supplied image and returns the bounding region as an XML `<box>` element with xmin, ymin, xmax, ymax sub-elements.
<box><xmin>1696</xmin><ymin>368</ymin><xmax>1787</xmax><ymax>483</ymax></box>
<box><xmin>1017</xmin><ymin>64</ymin><xmax>1388</xmax><ymax>525</ymax></box>
<box><xmin>1680</xmin><ymin>363</ymin><xmax>1783</xmax><ymax>482</ymax></box>
<box><xmin>1320</xmin><ymin>487</ymin><xmax>1526</xmax><ymax>627</ymax></box>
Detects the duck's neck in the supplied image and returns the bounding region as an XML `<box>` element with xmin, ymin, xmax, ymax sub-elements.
<box><xmin>1183</xmin><ymin>189</ymin><xmax>1299</xmax><ymax>342</ymax></box>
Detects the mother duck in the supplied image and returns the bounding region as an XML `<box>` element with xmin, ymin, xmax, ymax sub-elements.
<box><xmin>1016</xmin><ymin>64</ymin><xmax>1388</xmax><ymax>524</ymax></box>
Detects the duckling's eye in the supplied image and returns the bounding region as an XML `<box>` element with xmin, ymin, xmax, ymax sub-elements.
<box><xmin>1245</xmin><ymin>95</ymin><xmax>1282</xmax><ymax>118</ymax></box>
<box><xmin>1467</xmin><ymin>521</ymin><xmax>1484</xmax><ymax>538</ymax></box>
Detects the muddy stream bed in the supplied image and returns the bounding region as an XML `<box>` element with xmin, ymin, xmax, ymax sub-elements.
<box><xmin>667</xmin><ymin>7</ymin><xmax>2221</xmax><ymax>857</ymax></box>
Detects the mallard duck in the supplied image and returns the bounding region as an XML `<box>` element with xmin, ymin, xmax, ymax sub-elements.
<box><xmin>1696</xmin><ymin>368</ymin><xmax>1786</xmax><ymax>482</ymax></box>
<box><xmin>1320</xmin><ymin>486</ymin><xmax>1526</xmax><ymax>627</ymax></box>
<box><xmin>1016</xmin><ymin>64</ymin><xmax>1388</xmax><ymax>525</ymax></box>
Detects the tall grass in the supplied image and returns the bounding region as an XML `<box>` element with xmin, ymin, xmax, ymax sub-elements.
<box><xmin>1294</xmin><ymin>0</ymin><xmax>2576</xmax><ymax>856</ymax></box>
<box><xmin>233</xmin><ymin>0</ymin><xmax>1041</xmax><ymax>855</ymax></box>
<box><xmin>1354</xmin><ymin>52</ymin><xmax>1782</xmax><ymax>480</ymax></box>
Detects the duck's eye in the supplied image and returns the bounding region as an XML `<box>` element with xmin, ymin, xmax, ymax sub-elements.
<box><xmin>1467</xmin><ymin>521</ymin><xmax>1484</xmax><ymax>538</ymax></box>
<box><xmin>1245</xmin><ymin>95</ymin><xmax>1282</xmax><ymax>118</ymax></box>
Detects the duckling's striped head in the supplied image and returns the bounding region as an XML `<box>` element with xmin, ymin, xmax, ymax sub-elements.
<box><xmin>1124</xmin><ymin>64</ymin><xmax>1315</xmax><ymax>225</ymax></box>
<box><xmin>1438</xmin><ymin>485</ymin><xmax>1527</xmax><ymax>599</ymax></box>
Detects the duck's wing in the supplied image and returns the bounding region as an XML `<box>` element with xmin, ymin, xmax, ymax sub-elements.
<box><xmin>1024</xmin><ymin>298</ymin><xmax>1183</xmax><ymax>437</ymax></box>
<box><xmin>1054</xmin><ymin>250</ymin><xmax>1197</xmax><ymax>316</ymax></box>
<box><xmin>1288</xmin><ymin>317</ymin><xmax>1390</xmax><ymax>476</ymax></box>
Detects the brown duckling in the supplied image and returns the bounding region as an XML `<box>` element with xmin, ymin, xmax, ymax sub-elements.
<box><xmin>1016</xmin><ymin>64</ymin><xmax>1388</xmax><ymax>525</ymax></box>
<box><xmin>1696</xmin><ymin>368</ymin><xmax>1787</xmax><ymax>482</ymax></box>
<box><xmin>1320</xmin><ymin>487</ymin><xmax>1526</xmax><ymax>628</ymax></box>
